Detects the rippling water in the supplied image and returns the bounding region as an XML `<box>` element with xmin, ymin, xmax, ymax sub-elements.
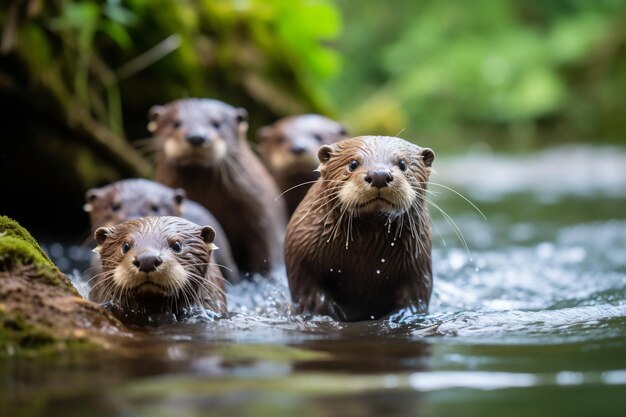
<box><xmin>3</xmin><ymin>146</ymin><xmax>625</xmax><ymax>417</ymax></box>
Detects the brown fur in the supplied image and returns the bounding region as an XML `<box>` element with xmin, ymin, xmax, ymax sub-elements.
<box><xmin>284</xmin><ymin>136</ymin><xmax>435</xmax><ymax>321</ymax></box>
<box><xmin>149</xmin><ymin>99</ymin><xmax>287</xmax><ymax>275</ymax></box>
<box><xmin>84</xmin><ymin>178</ymin><xmax>239</xmax><ymax>282</ymax></box>
<box><xmin>90</xmin><ymin>216</ymin><xmax>226</xmax><ymax>316</ymax></box>
<box><xmin>258</xmin><ymin>114</ymin><xmax>348</xmax><ymax>215</ymax></box>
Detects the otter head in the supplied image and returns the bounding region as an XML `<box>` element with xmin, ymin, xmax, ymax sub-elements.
<box><xmin>317</xmin><ymin>136</ymin><xmax>434</xmax><ymax>217</ymax></box>
<box><xmin>148</xmin><ymin>98</ymin><xmax>248</xmax><ymax>167</ymax></box>
<box><xmin>94</xmin><ymin>216</ymin><xmax>217</xmax><ymax>306</ymax></box>
<box><xmin>258</xmin><ymin>114</ymin><xmax>348</xmax><ymax>177</ymax></box>
<box><xmin>84</xmin><ymin>179</ymin><xmax>186</xmax><ymax>232</ymax></box>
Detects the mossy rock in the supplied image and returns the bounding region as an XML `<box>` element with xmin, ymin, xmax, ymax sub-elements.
<box><xmin>0</xmin><ymin>215</ymin><xmax>55</xmax><ymax>271</ymax></box>
<box><xmin>0</xmin><ymin>216</ymin><xmax>129</xmax><ymax>356</ymax></box>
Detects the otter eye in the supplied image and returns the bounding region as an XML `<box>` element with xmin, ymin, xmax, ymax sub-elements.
<box><xmin>398</xmin><ymin>160</ymin><xmax>407</xmax><ymax>172</ymax></box>
<box><xmin>313</xmin><ymin>134</ymin><xmax>323</xmax><ymax>142</ymax></box>
<box><xmin>121</xmin><ymin>242</ymin><xmax>131</xmax><ymax>254</ymax></box>
<box><xmin>172</xmin><ymin>121</ymin><xmax>181</xmax><ymax>129</ymax></box>
<box><xmin>150</xmin><ymin>204</ymin><xmax>160</xmax><ymax>213</ymax></box>
<box><xmin>111</xmin><ymin>203</ymin><xmax>121</xmax><ymax>212</ymax></box>
<box><xmin>275</xmin><ymin>135</ymin><xmax>286</xmax><ymax>145</ymax></box>
<box><xmin>170</xmin><ymin>241</ymin><xmax>183</xmax><ymax>253</ymax></box>
<box><xmin>211</xmin><ymin>120</ymin><xmax>221</xmax><ymax>129</ymax></box>
<box><xmin>348</xmin><ymin>160</ymin><xmax>359</xmax><ymax>172</ymax></box>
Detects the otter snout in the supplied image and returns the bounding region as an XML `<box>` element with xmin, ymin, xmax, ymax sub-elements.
<box><xmin>290</xmin><ymin>144</ymin><xmax>307</xmax><ymax>155</ymax></box>
<box><xmin>365</xmin><ymin>170</ymin><xmax>393</xmax><ymax>188</ymax></box>
<box><xmin>186</xmin><ymin>133</ymin><xmax>208</xmax><ymax>147</ymax></box>
<box><xmin>133</xmin><ymin>253</ymin><xmax>163</xmax><ymax>272</ymax></box>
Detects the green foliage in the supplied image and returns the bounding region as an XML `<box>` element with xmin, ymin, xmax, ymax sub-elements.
<box><xmin>7</xmin><ymin>0</ymin><xmax>340</xmax><ymax>143</ymax></box>
<box><xmin>330</xmin><ymin>0</ymin><xmax>626</xmax><ymax>149</ymax></box>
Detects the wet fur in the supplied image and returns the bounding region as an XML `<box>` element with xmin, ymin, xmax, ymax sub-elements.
<box><xmin>285</xmin><ymin>136</ymin><xmax>434</xmax><ymax>321</ymax></box>
<box><xmin>151</xmin><ymin>99</ymin><xmax>287</xmax><ymax>274</ymax></box>
<box><xmin>84</xmin><ymin>178</ymin><xmax>239</xmax><ymax>283</ymax></box>
<box><xmin>258</xmin><ymin>114</ymin><xmax>348</xmax><ymax>215</ymax></box>
<box><xmin>90</xmin><ymin>216</ymin><xmax>226</xmax><ymax>316</ymax></box>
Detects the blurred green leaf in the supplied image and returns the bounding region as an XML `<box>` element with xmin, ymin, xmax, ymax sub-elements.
<box><xmin>101</xmin><ymin>21</ymin><xmax>132</xmax><ymax>50</ymax></box>
<box><xmin>331</xmin><ymin>0</ymin><xmax>626</xmax><ymax>148</ymax></box>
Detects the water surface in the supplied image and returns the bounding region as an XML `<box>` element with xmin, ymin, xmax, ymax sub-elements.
<box><xmin>3</xmin><ymin>146</ymin><xmax>625</xmax><ymax>417</ymax></box>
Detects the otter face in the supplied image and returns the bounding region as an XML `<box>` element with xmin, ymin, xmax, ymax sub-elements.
<box><xmin>148</xmin><ymin>99</ymin><xmax>248</xmax><ymax>167</ymax></box>
<box><xmin>317</xmin><ymin>136</ymin><xmax>434</xmax><ymax>217</ymax></box>
<box><xmin>94</xmin><ymin>217</ymin><xmax>217</xmax><ymax>301</ymax></box>
<box><xmin>258</xmin><ymin>114</ymin><xmax>348</xmax><ymax>176</ymax></box>
<box><xmin>84</xmin><ymin>179</ymin><xmax>186</xmax><ymax>231</ymax></box>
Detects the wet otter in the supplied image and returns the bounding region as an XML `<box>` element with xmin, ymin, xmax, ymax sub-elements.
<box><xmin>284</xmin><ymin>136</ymin><xmax>435</xmax><ymax>321</ymax></box>
<box><xmin>149</xmin><ymin>99</ymin><xmax>287</xmax><ymax>275</ymax></box>
<box><xmin>91</xmin><ymin>216</ymin><xmax>226</xmax><ymax>318</ymax></box>
<box><xmin>84</xmin><ymin>178</ymin><xmax>239</xmax><ymax>283</ymax></box>
<box><xmin>258</xmin><ymin>114</ymin><xmax>349</xmax><ymax>215</ymax></box>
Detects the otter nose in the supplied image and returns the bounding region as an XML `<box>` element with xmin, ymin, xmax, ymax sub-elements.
<box><xmin>186</xmin><ymin>134</ymin><xmax>207</xmax><ymax>147</ymax></box>
<box><xmin>365</xmin><ymin>170</ymin><xmax>393</xmax><ymax>188</ymax></box>
<box><xmin>290</xmin><ymin>145</ymin><xmax>307</xmax><ymax>155</ymax></box>
<box><xmin>133</xmin><ymin>254</ymin><xmax>162</xmax><ymax>272</ymax></box>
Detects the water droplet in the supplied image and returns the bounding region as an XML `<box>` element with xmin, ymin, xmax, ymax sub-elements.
<box><xmin>330</xmin><ymin>268</ymin><xmax>334</xmax><ymax>272</ymax></box>
<box><xmin>391</xmin><ymin>242</ymin><xmax>395</xmax><ymax>247</ymax></box>
<box><xmin>376</xmin><ymin>269</ymin><xmax>381</xmax><ymax>274</ymax></box>
<box><xmin>381</xmin><ymin>258</ymin><xmax>386</xmax><ymax>263</ymax></box>
<box><xmin>338</xmin><ymin>269</ymin><xmax>342</xmax><ymax>273</ymax></box>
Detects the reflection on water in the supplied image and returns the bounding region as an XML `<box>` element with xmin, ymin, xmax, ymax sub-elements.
<box><xmin>4</xmin><ymin>146</ymin><xmax>626</xmax><ymax>417</ymax></box>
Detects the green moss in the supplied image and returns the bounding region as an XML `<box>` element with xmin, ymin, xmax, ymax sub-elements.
<box><xmin>0</xmin><ymin>309</ymin><xmax>96</xmax><ymax>357</ymax></box>
<box><xmin>0</xmin><ymin>216</ymin><xmax>99</xmax><ymax>356</ymax></box>
<box><xmin>0</xmin><ymin>216</ymin><xmax>55</xmax><ymax>270</ymax></box>
<box><xmin>0</xmin><ymin>237</ymin><xmax>54</xmax><ymax>272</ymax></box>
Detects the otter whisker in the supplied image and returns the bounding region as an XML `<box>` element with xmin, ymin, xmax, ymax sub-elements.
<box><xmin>320</xmin><ymin>199</ymin><xmax>347</xmax><ymax>235</ymax></box>
<box><xmin>296</xmin><ymin>188</ymin><xmax>341</xmax><ymax>222</ymax></box>
<box><xmin>418</xmin><ymin>195</ymin><xmax>471</xmax><ymax>258</ymax></box>
<box><xmin>274</xmin><ymin>179</ymin><xmax>345</xmax><ymax>202</ymax></box>
<box><xmin>275</xmin><ymin>180</ymin><xmax>320</xmax><ymax>201</ymax></box>
<box><xmin>421</xmin><ymin>181</ymin><xmax>487</xmax><ymax>221</ymax></box>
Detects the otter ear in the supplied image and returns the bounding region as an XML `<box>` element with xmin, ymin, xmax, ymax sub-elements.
<box><xmin>235</xmin><ymin>107</ymin><xmax>248</xmax><ymax>124</ymax></box>
<box><xmin>420</xmin><ymin>148</ymin><xmax>435</xmax><ymax>168</ymax></box>
<box><xmin>147</xmin><ymin>105</ymin><xmax>165</xmax><ymax>132</ymax></box>
<box><xmin>173</xmin><ymin>188</ymin><xmax>186</xmax><ymax>206</ymax></box>
<box><xmin>318</xmin><ymin>144</ymin><xmax>334</xmax><ymax>163</ymax></box>
<box><xmin>84</xmin><ymin>188</ymin><xmax>102</xmax><ymax>212</ymax></box>
<box><xmin>316</xmin><ymin>144</ymin><xmax>334</xmax><ymax>175</ymax></box>
<box><xmin>235</xmin><ymin>107</ymin><xmax>249</xmax><ymax>137</ymax></box>
<box><xmin>94</xmin><ymin>227</ymin><xmax>113</xmax><ymax>246</ymax></box>
<box><xmin>200</xmin><ymin>226</ymin><xmax>218</xmax><ymax>251</ymax></box>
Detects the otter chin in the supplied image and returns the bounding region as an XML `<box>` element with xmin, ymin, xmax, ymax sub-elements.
<box><xmin>284</xmin><ymin>136</ymin><xmax>435</xmax><ymax>322</ymax></box>
<box><xmin>90</xmin><ymin>216</ymin><xmax>226</xmax><ymax>319</ymax></box>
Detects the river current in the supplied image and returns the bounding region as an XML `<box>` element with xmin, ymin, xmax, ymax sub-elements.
<box><xmin>4</xmin><ymin>145</ymin><xmax>625</xmax><ymax>417</ymax></box>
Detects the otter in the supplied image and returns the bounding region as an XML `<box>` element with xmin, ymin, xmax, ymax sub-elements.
<box><xmin>149</xmin><ymin>99</ymin><xmax>287</xmax><ymax>275</ymax></box>
<box><xmin>90</xmin><ymin>216</ymin><xmax>226</xmax><ymax>319</ymax></box>
<box><xmin>258</xmin><ymin>114</ymin><xmax>349</xmax><ymax>215</ymax></box>
<box><xmin>284</xmin><ymin>136</ymin><xmax>435</xmax><ymax>322</ymax></box>
<box><xmin>84</xmin><ymin>178</ymin><xmax>239</xmax><ymax>283</ymax></box>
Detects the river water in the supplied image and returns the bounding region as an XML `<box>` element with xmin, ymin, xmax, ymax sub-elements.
<box><xmin>3</xmin><ymin>146</ymin><xmax>625</xmax><ymax>416</ymax></box>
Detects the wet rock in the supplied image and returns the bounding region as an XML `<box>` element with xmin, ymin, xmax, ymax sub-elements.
<box><xmin>0</xmin><ymin>216</ymin><xmax>129</xmax><ymax>355</ymax></box>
